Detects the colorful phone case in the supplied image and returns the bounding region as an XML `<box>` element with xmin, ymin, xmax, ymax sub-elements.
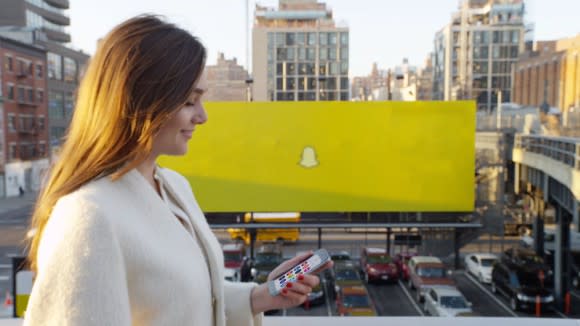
<box><xmin>268</xmin><ymin>248</ymin><xmax>330</xmax><ymax>296</ymax></box>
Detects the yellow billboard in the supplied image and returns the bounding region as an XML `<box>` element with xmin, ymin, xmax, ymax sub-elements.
<box><xmin>158</xmin><ymin>101</ymin><xmax>475</xmax><ymax>212</ymax></box>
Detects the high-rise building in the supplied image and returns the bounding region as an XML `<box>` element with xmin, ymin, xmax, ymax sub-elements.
<box><xmin>417</xmin><ymin>55</ymin><xmax>434</xmax><ymax>101</ymax></box>
<box><xmin>433</xmin><ymin>0</ymin><xmax>529</xmax><ymax>111</ymax></box>
<box><xmin>252</xmin><ymin>0</ymin><xmax>349</xmax><ymax>101</ymax></box>
<box><xmin>0</xmin><ymin>0</ymin><xmax>89</xmax><ymax>147</ymax></box>
<box><xmin>205</xmin><ymin>52</ymin><xmax>250</xmax><ymax>101</ymax></box>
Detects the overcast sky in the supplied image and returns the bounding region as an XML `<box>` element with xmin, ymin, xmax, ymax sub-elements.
<box><xmin>69</xmin><ymin>0</ymin><xmax>580</xmax><ymax>77</ymax></box>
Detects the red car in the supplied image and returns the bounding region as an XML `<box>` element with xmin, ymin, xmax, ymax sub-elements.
<box><xmin>360</xmin><ymin>247</ymin><xmax>398</xmax><ymax>283</ymax></box>
<box><xmin>394</xmin><ymin>252</ymin><xmax>417</xmax><ymax>281</ymax></box>
<box><xmin>222</xmin><ymin>243</ymin><xmax>245</xmax><ymax>270</ymax></box>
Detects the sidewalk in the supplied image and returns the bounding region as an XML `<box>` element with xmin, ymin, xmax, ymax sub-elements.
<box><xmin>0</xmin><ymin>192</ymin><xmax>37</xmax><ymax>248</ymax></box>
<box><xmin>0</xmin><ymin>192</ymin><xmax>38</xmax><ymax>217</ymax></box>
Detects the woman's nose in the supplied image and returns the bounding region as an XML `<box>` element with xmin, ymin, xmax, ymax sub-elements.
<box><xmin>193</xmin><ymin>104</ymin><xmax>208</xmax><ymax>124</ymax></box>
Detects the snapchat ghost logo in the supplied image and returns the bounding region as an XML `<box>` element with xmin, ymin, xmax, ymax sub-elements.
<box><xmin>299</xmin><ymin>146</ymin><xmax>319</xmax><ymax>168</ymax></box>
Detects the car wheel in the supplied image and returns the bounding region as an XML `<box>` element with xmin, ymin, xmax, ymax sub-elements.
<box><xmin>510</xmin><ymin>297</ymin><xmax>519</xmax><ymax>311</ymax></box>
<box><xmin>491</xmin><ymin>282</ymin><xmax>497</xmax><ymax>293</ymax></box>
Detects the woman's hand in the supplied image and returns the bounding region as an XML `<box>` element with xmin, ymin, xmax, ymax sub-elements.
<box><xmin>250</xmin><ymin>251</ymin><xmax>333</xmax><ymax>315</ymax></box>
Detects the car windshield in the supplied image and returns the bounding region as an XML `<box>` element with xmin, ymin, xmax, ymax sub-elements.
<box><xmin>368</xmin><ymin>255</ymin><xmax>391</xmax><ymax>264</ymax></box>
<box><xmin>336</xmin><ymin>269</ymin><xmax>360</xmax><ymax>280</ymax></box>
<box><xmin>343</xmin><ymin>295</ymin><xmax>370</xmax><ymax>308</ymax></box>
<box><xmin>481</xmin><ymin>258</ymin><xmax>496</xmax><ymax>267</ymax></box>
<box><xmin>332</xmin><ymin>253</ymin><xmax>351</xmax><ymax>261</ymax></box>
<box><xmin>417</xmin><ymin>267</ymin><xmax>446</xmax><ymax>278</ymax></box>
<box><xmin>440</xmin><ymin>296</ymin><xmax>469</xmax><ymax>309</ymax></box>
<box><xmin>255</xmin><ymin>253</ymin><xmax>281</xmax><ymax>265</ymax></box>
<box><xmin>224</xmin><ymin>252</ymin><xmax>242</xmax><ymax>262</ymax></box>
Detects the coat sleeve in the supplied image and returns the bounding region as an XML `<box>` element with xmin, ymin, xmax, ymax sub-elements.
<box><xmin>23</xmin><ymin>194</ymin><xmax>131</xmax><ymax>326</ymax></box>
<box><xmin>224</xmin><ymin>281</ymin><xmax>263</xmax><ymax>326</ymax></box>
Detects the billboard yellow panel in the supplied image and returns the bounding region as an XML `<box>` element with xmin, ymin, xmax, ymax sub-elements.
<box><xmin>158</xmin><ymin>101</ymin><xmax>475</xmax><ymax>212</ymax></box>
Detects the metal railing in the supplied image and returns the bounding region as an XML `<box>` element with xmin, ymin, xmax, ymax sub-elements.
<box><xmin>514</xmin><ymin>134</ymin><xmax>580</xmax><ymax>170</ymax></box>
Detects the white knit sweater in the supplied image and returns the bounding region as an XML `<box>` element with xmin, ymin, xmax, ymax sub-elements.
<box><xmin>24</xmin><ymin>167</ymin><xmax>262</xmax><ymax>326</ymax></box>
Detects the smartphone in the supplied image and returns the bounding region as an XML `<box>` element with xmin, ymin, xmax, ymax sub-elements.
<box><xmin>268</xmin><ymin>248</ymin><xmax>331</xmax><ymax>296</ymax></box>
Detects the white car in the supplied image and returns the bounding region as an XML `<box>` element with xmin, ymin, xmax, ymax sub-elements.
<box><xmin>224</xmin><ymin>268</ymin><xmax>240</xmax><ymax>282</ymax></box>
<box><xmin>423</xmin><ymin>286</ymin><xmax>473</xmax><ymax>317</ymax></box>
<box><xmin>464</xmin><ymin>253</ymin><xmax>498</xmax><ymax>284</ymax></box>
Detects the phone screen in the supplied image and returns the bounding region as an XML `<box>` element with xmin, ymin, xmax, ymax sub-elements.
<box><xmin>271</xmin><ymin>253</ymin><xmax>323</xmax><ymax>294</ymax></box>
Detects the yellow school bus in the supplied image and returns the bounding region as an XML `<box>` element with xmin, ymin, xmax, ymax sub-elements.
<box><xmin>227</xmin><ymin>212</ymin><xmax>301</xmax><ymax>245</ymax></box>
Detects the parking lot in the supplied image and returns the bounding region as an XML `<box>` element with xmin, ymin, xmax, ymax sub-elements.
<box><xmin>215</xmin><ymin>230</ymin><xmax>580</xmax><ymax>319</ymax></box>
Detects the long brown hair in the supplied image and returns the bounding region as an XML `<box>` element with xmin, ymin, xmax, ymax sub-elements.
<box><xmin>28</xmin><ymin>15</ymin><xmax>206</xmax><ymax>271</ymax></box>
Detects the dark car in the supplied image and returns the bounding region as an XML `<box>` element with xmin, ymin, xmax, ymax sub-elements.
<box><xmin>501</xmin><ymin>247</ymin><xmax>554</xmax><ymax>286</ymax></box>
<box><xmin>491</xmin><ymin>261</ymin><xmax>554</xmax><ymax>311</ymax></box>
<box><xmin>250</xmin><ymin>244</ymin><xmax>283</xmax><ymax>284</ymax></box>
<box><xmin>360</xmin><ymin>247</ymin><xmax>398</xmax><ymax>283</ymax></box>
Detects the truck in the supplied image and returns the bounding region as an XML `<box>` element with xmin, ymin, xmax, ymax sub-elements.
<box><xmin>227</xmin><ymin>212</ymin><xmax>301</xmax><ymax>245</ymax></box>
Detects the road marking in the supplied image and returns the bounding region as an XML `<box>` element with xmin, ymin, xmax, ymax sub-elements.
<box><xmin>397</xmin><ymin>279</ymin><xmax>423</xmax><ymax>316</ymax></box>
<box><xmin>321</xmin><ymin>278</ymin><xmax>333</xmax><ymax>316</ymax></box>
<box><xmin>463</xmin><ymin>271</ymin><xmax>518</xmax><ymax>317</ymax></box>
<box><xmin>553</xmin><ymin>309</ymin><xmax>567</xmax><ymax>319</ymax></box>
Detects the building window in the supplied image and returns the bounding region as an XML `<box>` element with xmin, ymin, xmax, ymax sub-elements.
<box><xmin>319</xmin><ymin>33</ymin><xmax>328</xmax><ymax>46</ymax></box>
<box><xmin>48</xmin><ymin>91</ymin><xmax>64</xmax><ymax>119</ymax></box>
<box><xmin>340</xmin><ymin>47</ymin><xmax>348</xmax><ymax>60</ymax></box>
<box><xmin>38</xmin><ymin>116</ymin><xmax>45</xmax><ymax>130</ymax></box>
<box><xmin>64</xmin><ymin>57</ymin><xmax>77</xmax><ymax>82</ymax></box>
<box><xmin>9</xmin><ymin>144</ymin><xmax>17</xmax><ymax>161</ymax></box>
<box><xmin>18</xmin><ymin>87</ymin><xmax>25</xmax><ymax>102</ymax></box>
<box><xmin>7</xmin><ymin>84</ymin><xmax>14</xmax><ymax>100</ymax></box>
<box><xmin>307</xmin><ymin>33</ymin><xmax>316</xmax><ymax>46</ymax></box>
<box><xmin>27</xmin><ymin>88</ymin><xmax>34</xmax><ymax>103</ymax></box>
<box><xmin>8</xmin><ymin>115</ymin><xmax>16</xmax><ymax>132</ymax></box>
<box><xmin>340</xmin><ymin>32</ymin><xmax>348</xmax><ymax>45</ymax></box>
<box><xmin>329</xmin><ymin>33</ymin><xmax>337</xmax><ymax>46</ymax></box>
<box><xmin>65</xmin><ymin>92</ymin><xmax>74</xmax><ymax>118</ymax></box>
<box><xmin>5</xmin><ymin>56</ymin><xmax>13</xmax><ymax>72</ymax></box>
<box><xmin>47</xmin><ymin>52</ymin><xmax>62</xmax><ymax>80</ymax></box>
<box><xmin>36</xmin><ymin>63</ymin><xmax>43</xmax><ymax>78</ymax></box>
<box><xmin>37</xmin><ymin>89</ymin><xmax>44</xmax><ymax>103</ymax></box>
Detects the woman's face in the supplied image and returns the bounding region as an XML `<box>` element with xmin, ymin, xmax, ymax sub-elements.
<box><xmin>151</xmin><ymin>70</ymin><xmax>208</xmax><ymax>157</ymax></box>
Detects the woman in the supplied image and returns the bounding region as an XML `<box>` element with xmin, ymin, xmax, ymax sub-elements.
<box><xmin>24</xmin><ymin>15</ymin><xmax>328</xmax><ymax>325</ymax></box>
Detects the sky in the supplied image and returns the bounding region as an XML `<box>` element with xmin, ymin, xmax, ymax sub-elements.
<box><xmin>68</xmin><ymin>0</ymin><xmax>580</xmax><ymax>77</ymax></box>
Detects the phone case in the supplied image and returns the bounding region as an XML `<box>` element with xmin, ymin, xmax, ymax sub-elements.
<box><xmin>268</xmin><ymin>248</ymin><xmax>330</xmax><ymax>296</ymax></box>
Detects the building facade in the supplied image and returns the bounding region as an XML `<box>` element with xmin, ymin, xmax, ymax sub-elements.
<box><xmin>417</xmin><ymin>55</ymin><xmax>434</xmax><ymax>101</ymax></box>
<box><xmin>0</xmin><ymin>0</ymin><xmax>89</xmax><ymax>149</ymax></box>
<box><xmin>433</xmin><ymin>0</ymin><xmax>528</xmax><ymax>111</ymax></box>
<box><xmin>0</xmin><ymin>36</ymin><xmax>49</xmax><ymax>197</ymax></box>
<box><xmin>205</xmin><ymin>52</ymin><xmax>250</xmax><ymax>101</ymax></box>
<box><xmin>252</xmin><ymin>0</ymin><xmax>349</xmax><ymax>101</ymax></box>
<box><xmin>512</xmin><ymin>34</ymin><xmax>580</xmax><ymax>115</ymax></box>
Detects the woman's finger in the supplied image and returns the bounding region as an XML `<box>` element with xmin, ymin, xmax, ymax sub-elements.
<box><xmin>268</xmin><ymin>251</ymin><xmax>313</xmax><ymax>281</ymax></box>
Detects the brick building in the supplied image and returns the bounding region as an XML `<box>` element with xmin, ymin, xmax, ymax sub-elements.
<box><xmin>0</xmin><ymin>36</ymin><xmax>49</xmax><ymax>197</ymax></box>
